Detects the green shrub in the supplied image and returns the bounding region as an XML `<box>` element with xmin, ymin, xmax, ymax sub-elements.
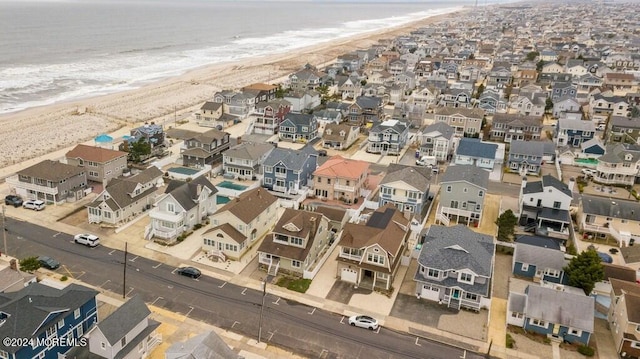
<box><xmin>60</xmin><ymin>276</ymin><xmax>68</xmax><ymax>282</ymax></box>
<box><xmin>577</xmin><ymin>345</ymin><xmax>594</xmax><ymax>356</ymax></box>
<box><xmin>19</xmin><ymin>256</ymin><xmax>41</xmax><ymax>273</ymax></box>
<box><xmin>543</xmin><ymin>337</ymin><xmax>551</xmax><ymax>344</ymax></box>
<box><xmin>194</xmin><ymin>223</ymin><xmax>203</xmax><ymax>230</ymax></box>
<box><xmin>506</xmin><ymin>334</ymin><xmax>515</xmax><ymax>349</ymax></box>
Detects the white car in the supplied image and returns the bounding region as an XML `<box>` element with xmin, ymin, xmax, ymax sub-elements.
<box><xmin>581</xmin><ymin>168</ymin><xmax>597</xmax><ymax>177</ymax></box>
<box><xmin>23</xmin><ymin>199</ymin><xmax>45</xmax><ymax>211</ymax></box>
<box><xmin>348</xmin><ymin>315</ymin><xmax>379</xmax><ymax>330</ymax></box>
<box><xmin>74</xmin><ymin>233</ymin><xmax>100</xmax><ymax>247</ymax></box>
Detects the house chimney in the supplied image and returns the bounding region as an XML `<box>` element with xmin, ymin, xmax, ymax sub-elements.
<box><xmin>236</xmin><ymin>136</ymin><xmax>242</xmax><ymax>145</ymax></box>
<box><xmin>9</xmin><ymin>259</ymin><xmax>18</xmax><ymax>271</ymax></box>
<box><xmin>309</xmin><ymin>217</ymin><xmax>318</xmax><ymax>240</ymax></box>
<box><xmin>196</xmin><ymin>184</ymin><xmax>202</xmax><ymax>197</ymax></box>
<box><xmin>568</xmin><ymin>177</ymin><xmax>575</xmax><ymax>192</ymax></box>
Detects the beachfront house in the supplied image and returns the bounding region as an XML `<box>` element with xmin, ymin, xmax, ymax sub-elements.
<box><xmin>261</xmin><ymin>146</ymin><xmax>318</xmax><ymax>195</ymax></box>
<box><xmin>366</xmin><ymin>119</ymin><xmax>409</xmax><ymax>155</ymax></box>
<box><xmin>87</xmin><ymin>166</ymin><xmax>163</xmax><ymax>225</ymax></box>
<box><xmin>146</xmin><ymin>176</ymin><xmax>217</xmax><ymax>243</ymax></box>
<box><xmin>65</xmin><ymin>144</ymin><xmax>128</xmax><ymax>186</ymax></box>
<box><xmin>203</xmin><ymin>188</ymin><xmax>279</xmax><ymax>261</ymax></box>
<box><xmin>257</xmin><ymin>209</ymin><xmax>331</xmax><ymax>277</ymax></box>
<box><xmin>278</xmin><ymin>113</ymin><xmax>318</xmax><ymax>143</ymax></box>
<box><xmin>378</xmin><ymin>164</ymin><xmax>431</xmax><ymax>216</ymax></box>
<box><xmin>322</xmin><ymin>123</ymin><xmax>359</xmax><ymax>150</ymax></box>
<box><xmin>251</xmin><ymin>99</ymin><xmax>292</xmax><ymax>135</ymax></box>
<box><xmin>436</xmin><ymin>165</ymin><xmax>489</xmax><ymax>228</ymax></box>
<box><xmin>125</xmin><ymin>122</ymin><xmax>166</xmax><ymax>159</ymax></box>
<box><xmin>181</xmin><ymin>129</ymin><xmax>231</xmax><ymax>168</ymax></box>
<box><xmin>242</xmin><ymin>83</ymin><xmax>279</xmax><ymax>102</ymax></box>
<box><xmin>414</xmin><ymin>225</ymin><xmax>495</xmax><ymax>311</ymax></box>
<box><xmin>9</xmin><ymin>159</ymin><xmax>88</xmax><ymax>205</ymax></box>
<box><xmin>223</xmin><ymin>142</ymin><xmax>275</xmax><ymax>181</ymax></box>
<box><xmin>337</xmin><ymin>205</ymin><xmax>410</xmax><ymax>291</ymax></box>
<box><xmin>518</xmin><ymin>175</ymin><xmax>573</xmax><ymax>240</ymax></box>
<box><xmin>0</xmin><ymin>283</ymin><xmax>98</xmax><ymax>359</ymax></box>
<box><xmin>282</xmin><ymin>91</ymin><xmax>321</xmax><ymax>113</ymax></box>
<box><xmin>312</xmin><ymin>155</ymin><xmax>369</xmax><ymax>204</ymax></box>
<box><xmin>195</xmin><ymin>101</ymin><xmax>237</xmax><ymax>129</ymax></box>
<box><xmin>213</xmin><ymin>90</ymin><xmax>256</xmax><ymax>119</ymax></box>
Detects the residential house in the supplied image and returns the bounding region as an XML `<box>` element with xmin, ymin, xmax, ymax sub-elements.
<box><xmin>565</xmin><ymin>59</ymin><xmax>588</xmax><ymax>78</ymax></box>
<box><xmin>336</xmin><ymin>53</ymin><xmax>362</xmax><ymax>72</ymax></box>
<box><xmin>555</xmin><ymin>118</ymin><xmax>595</xmax><ymax>147</ymax></box>
<box><xmin>313</xmin><ymin>109</ymin><xmax>342</xmax><ymax>130</ymax></box>
<box><xmin>438</xmin><ymin>88</ymin><xmax>473</xmax><ymax>108</ymax></box>
<box><xmin>589</xmin><ymin>94</ymin><xmax>629</xmax><ymax>122</ymax></box>
<box><xmin>518</xmin><ymin>175</ymin><xmax>573</xmax><ymax>239</ymax></box>
<box><xmin>337</xmin><ymin>205</ymin><xmax>410</xmax><ymax>290</ymax></box>
<box><xmin>414</xmin><ymin>225</ymin><xmax>494</xmax><ymax>311</ymax></box>
<box><xmin>541</xmin><ymin>63</ymin><xmax>564</xmax><ymax>74</ymax></box>
<box><xmin>203</xmin><ymin>188</ymin><xmax>279</xmax><ymax>261</ymax></box>
<box><xmin>378</xmin><ymin>164</ymin><xmax>431</xmax><ymax>216</ymax></box>
<box><xmin>514</xmin><ymin>69</ymin><xmax>538</xmax><ymax>87</ymax></box>
<box><xmin>575</xmin><ymin>73</ymin><xmax>603</xmax><ymax>93</ymax></box>
<box><xmin>459</xmin><ymin>65</ymin><xmax>483</xmax><ymax>83</ymax></box>
<box><xmin>165</xmin><ymin>331</ymin><xmax>242</xmax><ymax>359</ymax></box>
<box><xmin>322</xmin><ymin>123</ymin><xmax>360</xmax><ymax>150</ymax></box>
<box><xmin>127</xmin><ymin>122</ymin><xmax>166</xmax><ymax>158</ymax></box>
<box><xmin>147</xmin><ymin>176</ymin><xmax>217</xmax><ymax>243</ymax></box>
<box><xmin>8</xmin><ymin>160</ymin><xmax>87</xmax><ymax>204</ymax></box>
<box><xmin>540</xmin><ymin>50</ymin><xmax>558</xmax><ymax>62</ymax></box>
<box><xmin>181</xmin><ymin>129</ymin><xmax>231</xmax><ymax>168</ymax></box>
<box><xmin>367</xmin><ymin>119</ymin><xmax>409</xmax><ymax>155</ymax></box>
<box><xmin>242</xmin><ymin>83</ymin><xmax>278</xmax><ymax>102</ymax></box>
<box><xmin>417</xmin><ymin>122</ymin><xmax>456</xmax><ymax>162</ymax></box>
<box><xmin>252</xmin><ymin>99</ymin><xmax>292</xmax><ymax>135</ymax></box>
<box><xmin>552</xmin><ymin>96</ymin><xmax>581</xmax><ymax>118</ymax></box>
<box><xmin>223</xmin><ymin>142</ymin><xmax>275</xmax><ymax>180</ymax></box>
<box><xmin>608</xmin><ymin>278</ymin><xmax>640</xmax><ymax>359</ymax></box>
<box><xmin>0</xmin><ymin>259</ymin><xmax>36</xmax><ymax>293</ymax></box>
<box><xmin>289</xmin><ymin>66</ymin><xmax>326</xmax><ymax>92</ymax></box>
<box><xmin>262</xmin><ymin>146</ymin><xmax>318</xmax><ymax>195</ymax></box>
<box><xmin>509</xmin><ymin>92</ymin><xmax>546</xmax><ymax>117</ymax></box>
<box><xmin>212</xmin><ymin>91</ymin><xmax>256</xmax><ymax>119</ymax></box>
<box><xmin>507</xmin><ymin>285</ymin><xmax>594</xmax><ymax>345</ymax></box>
<box><xmin>278</xmin><ymin>113</ymin><xmax>318</xmax><ymax>143</ymax></box>
<box><xmin>336</xmin><ymin>76</ymin><xmax>362</xmax><ymax>100</ymax></box>
<box><xmin>313</xmin><ymin>206</ymin><xmax>349</xmax><ymax>234</ymax></box>
<box><xmin>65</xmin><ymin>145</ymin><xmax>127</xmax><ymax>186</ymax></box>
<box><xmin>579</xmin><ymin>195</ymin><xmax>640</xmax><ymax>247</ymax></box>
<box><xmin>594</xmin><ymin>144</ymin><xmax>640</xmax><ymax>186</ymax></box>
<box><xmin>81</xmin><ymin>296</ymin><xmax>161</xmax><ymax>359</ymax></box>
<box><xmin>195</xmin><ymin>101</ymin><xmax>236</xmax><ymax>129</ymax></box>
<box><xmin>604</xmin><ymin>72</ymin><xmax>638</xmax><ymax>91</ymax></box>
<box><xmin>87</xmin><ymin>166</ymin><xmax>163</xmax><ymax>225</ymax></box>
<box><xmin>490</xmin><ymin>113</ymin><xmax>542</xmax><ymax>143</ymax></box>
<box><xmin>507</xmin><ymin>140</ymin><xmax>546</xmax><ymax>176</ymax></box>
<box><xmin>312</xmin><ymin>155</ymin><xmax>369</xmax><ymax>204</ymax></box>
<box><xmin>433</xmin><ymin>107</ymin><xmax>485</xmax><ymax>137</ymax></box>
<box><xmin>0</xmin><ymin>283</ymin><xmax>98</xmax><ymax>359</ymax></box>
<box><xmin>478</xmin><ymin>89</ymin><xmax>508</xmax><ymax>114</ymax></box>
<box><xmin>347</xmin><ymin>96</ymin><xmax>384</xmax><ymax>126</ymax></box>
<box><xmin>606</xmin><ymin>115</ymin><xmax>640</xmax><ymax>144</ymax></box>
<box><xmin>257</xmin><ymin>209</ymin><xmax>331</xmax><ymax>277</ymax></box>
<box><xmin>282</xmin><ymin>91</ymin><xmax>320</xmax><ymax>113</ymax></box>
<box><xmin>436</xmin><ymin>165</ymin><xmax>489</xmax><ymax>227</ymax></box>
<box><xmin>487</xmin><ymin>63</ymin><xmax>512</xmax><ymax>87</ymax></box>
<box><xmin>512</xmin><ymin>242</ymin><xmax>568</xmax><ymax>284</ymax></box>
<box><xmin>454</xmin><ymin>138</ymin><xmax>498</xmax><ymax>170</ymax></box>
<box><xmin>551</xmin><ymin>82</ymin><xmax>577</xmax><ymax>101</ymax></box>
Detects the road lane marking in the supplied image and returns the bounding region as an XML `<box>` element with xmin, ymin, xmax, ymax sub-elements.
<box><xmin>241</xmin><ymin>288</ymin><xmax>247</xmax><ymax>295</ymax></box>
<box><xmin>308</xmin><ymin>308</ymin><xmax>316</xmax><ymax>315</ymax></box>
<box><xmin>151</xmin><ymin>297</ymin><xmax>163</xmax><ymax>305</ymax></box>
<box><xmin>460</xmin><ymin>350</ymin><xmax>467</xmax><ymax>359</ymax></box>
<box><xmin>126</xmin><ymin>287</ymin><xmax>134</xmax><ymax>297</ymax></box>
<box><xmin>171</xmin><ymin>268</ymin><xmax>177</xmax><ymax>274</ymax></box>
<box><xmin>52</xmin><ymin>232</ymin><xmax>61</xmax><ymax>237</ymax></box>
<box><xmin>415</xmin><ymin>337</ymin><xmax>421</xmax><ymax>346</ymax></box>
<box><xmin>218</xmin><ymin>282</ymin><xmax>226</xmax><ymax>288</ymax></box>
<box><xmin>340</xmin><ymin>316</ymin><xmax>346</xmax><ymax>324</ymax></box>
<box><xmin>152</xmin><ymin>263</ymin><xmax>162</xmax><ymax>269</ymax></box>
<box><xmin>75</xmin><ymin>271</ymin><xmax>86</xmax><ymax>279</ymax></box>
<box><xmin>99</xmin><ymin>280</ymin><xmax>111</xmax><ymax>289</ymax></box>
<box><xmin>129</xmin><ymin>256</ymin><xmax>139</xmax><ymax>262</ymax></box>
<box><xmin>320</xmin><ymin>349</ymin><xmax>328</xmax><ymax>358</ymax></box>
<box><xmin>185</xmin><ymin>306</ymin><xmax>194</xmax><ymax>317</ymax></box>
<box><xmin>232</xmin><ymin>321</ymin><xmax>240</xmax><ymax>328</ymax></box>
<box><xmin>272</xmin><ymin>297</ymin><xmax>280</xmax><ymax>305</ymax></box>
<box><xmin>108</xmin><ymin>250</ymin><xmax>116</xmax><ymax>255</ymax></box>
<box><xmin>374</xmin><ymin>327</ymin><xmax>380</xmax><ymax>334</ymax></box>
<box><xmin>267</xmin><ymin>330</ymin><xmax>276</xmax><ymax>341</ymax></box>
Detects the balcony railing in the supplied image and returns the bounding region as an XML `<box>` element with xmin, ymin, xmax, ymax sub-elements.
<box><xmin>272</xmin><ymin>184</ymin><xmax>287</xmax><ymax>193</ymax></box>
<box><xmin>6</xmin><ymin>176</ymin><xmax>59</xmax><ymax>195</ymax></box>
<box><xmin>275</xmin><ymin>171</ymin><xmax>287</xmax><ymax>179</ymax></box>
<box><xmin>339</xmin><ymin>252</ymin><xmax>363</xmax><ymax>261</ymax></box>
<box><xmin>153</xmin><ymin>228</ymin><xmax>179</xmax><ymax>240</ymax></box>
<box><xmin>334</xmin><ymin>184</ymin><xmax>355</xmax><ymax>192</ymax></box>
<box><xmin>149</xmin><ymin>208</ymin><xmax>183</xmax><ymax>222</ymax></box>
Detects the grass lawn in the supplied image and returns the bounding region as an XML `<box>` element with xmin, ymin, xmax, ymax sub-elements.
<box><xmin>276</xmin><ymin>276</ymin><xmax>311</xmax><ymax>293</ymax></box>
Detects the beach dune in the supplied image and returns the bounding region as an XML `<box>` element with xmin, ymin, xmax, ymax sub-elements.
<box><xmin>0</xmin><ymin>10</ymin><xmax>464</xmax><ymax>170</ymax></box>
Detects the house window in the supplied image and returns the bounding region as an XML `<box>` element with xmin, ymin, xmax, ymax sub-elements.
<box><xmin>544</xmin><ymin>269</ymin><xmax>560</xmax><ymax>278</ymax></box>
<box><xmin>291</xmin><ymin>260</ymin><xmax>301</xmax><ymax>268</ymax></box>
<box><xmin>521</xmin><ymin>263</ymin><xmax>529</xmax><ymax>271</ymax></box>
<box><xmin>291</xmin><ymin>237</ymin><xmax>303</xmax><ymax>246</ymax></box>
<box><xmin>478</xmin><ymin>190</ymin><xmax>484</xmax><ymax>197</ymax></box>
<box><xmin>553</xmin><ymin>201</ymin><xmax>561</xmax><ymax>209</ymax></box>
<box><xmin>568</xmin><ymin>328</ymin><xmax>582</xmax><ymax>337</ymax></box>
<box><xmin>367</xmin><ymin>253</ymin><xmax>385</xmax><ymax>265</ymax></box>
<box><xmin>264</xmin><ymin>166</ymin><xmax>273</xmax><ymax>173</ymax></box>
<box><xmin>121</xmin><ymin>337</ymin><xmax>127</xmax><ymax>347</ymax></box>
<box><xmin>446</xmin><ymin>185</ymin><xmax>452</xmax><ymax>192</ymax></box>
<box><xmin>427</xmin><ymin>268</ymin><xmax>439</xmax><ymax>278</ymax></box>
<box><xmin>531</xmin><ymin>319</ymin><xmax>547</xmax><ymax>328</ymax></box>
<box><xmin>465</xmin><ymin>293</ymin><xmax>478</xmax><ymax>301</ymax></box>
<box><xmin>633</xmin><ymin>341</ymin><xmax>640</xmax><ymax>349</ymax></box>
<box><xmin>511</xmin><ymin>312</ymin><xmax>524</xmax><ymax>319</ymax></box>
<box><xmin>101</xmin><ymin>342</ymin><xmax>106</xmax><ymax>350</ymax></box>
<box><xmin>459</xmin><ymin>272</ymin><xmax>473</xmax><ymax>283</ymax></box>
<box><xmin>264</xmin><ymin>178</ymin><xmax>272</xmax><ymax>185</ymax></box>
<box><xmin>74</xmin><ymin>308</ymin><xmax>81</xmax><ymax>319</ymax></box>
<box><xmin>167</xmin><ymin>203</ymin><xmax>175</xmax><ymax>213</ymax></box>
<box><xmin>58</xmin><ymin>318</ymin><xmax>64</xmax><ymax>329</ymax></box>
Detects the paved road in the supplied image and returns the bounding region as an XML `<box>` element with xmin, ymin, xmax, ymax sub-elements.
<box><xmin>5</xmin><ymin>217</ymin><xmax>484</xmax><ymax>359</ymax></box>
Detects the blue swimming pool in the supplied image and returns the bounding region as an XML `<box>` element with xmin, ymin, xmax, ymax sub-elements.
<box><xmin>217</xmin><ymin>195</ymin><xmax>230</xmax><ymax>205</ymax></box>
<box><xmin>217</xmin><ymin>181</ymin><xmax>248</xmax><ymax>191</ymax></box>
<box><xmin>168</xmin><ymin>167</ymin><xmax>199</xmax><ymax>176</ymax></box>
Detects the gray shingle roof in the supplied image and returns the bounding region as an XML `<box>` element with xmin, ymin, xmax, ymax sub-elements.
<box><xmin>558</xmin><ymin>118</ymin><xmax>595</xmax><ymax>132</ymax></box>
<box><xmin>0</xmin><ymin>283</ymin><xmax>97</xmax><ymax>354</ymax></box>
<box><xmin>441</xmin><ymin>165</ymin><xmax>489</xmax><ymax>189</ymax></box>
<box><xmin>283</xmin><ymin>112</ymin><xmax>314</xmax><ymax>126</ymax></box>
<box><xmin>355</xmin><ymin>96</ymin><xmax>383</xmax><ymax>109</ymax></box>
<box><xmin>17</xmin><ymin>159</ymin><xmax>85</xmax><ymax>182</ymax></box>
<box><xmin>509</xmin><ymin>292</ymin><xmax>527</xmax><ymax>313</ymax></box>
<box><xmin>164</xmin><ymin>176</ymin><xmax>217</xmax><ymax>211</ymax></box>
<box><xmin>509</xmin><ymin>140</ymin><xmax>544</xmax><ymax>157</ymax></box>
<box><xmin>380</xmin><ymin>164</ymin><xmax>431</xmax><ymax>191</ymax></box>
<box><xmin>581</xmin><ymin>195</ymin><xmax>640</xmax><ymax>221</ymax></box>
<box><xmin>515</xmin><ymin>235</ymin><xmax>563</xmax><ymax>250</ymax></box>
<box><xmin>514</xmin><ymin>242</ymin><xmax>567</xmax><ymax>272</ymax></box>
<box><xmin>96</xmin><ymin>295</ymin><xmax>150</xmax><ymax>345</ymax></box>
<box><xmin>165</xmin><ymin>330</ymin><xmax>242</xmax><ymax>359</ymax></box>
<box><xmin>456</xmin><ymin>138</ymin><xmax>497</xmax><ymax>160</ymax></box>
<box><xmin>420</xmin><ymin>121</ymin><xmax>455</xmax><ymax>140</ymax></box>
<box><xmin>262</xmin><ymin>146</ymin><xmax>317</xmax><ymax>171</ymax></box>
<box><xmin>524</xmin><ymin>285</ymin><xmax>594</xmax><ymax>333</ymax></box>
<box><xmin>224</xmin><ymin>142</ymin><xmax>275</xmax><ymax>161</ymax></box>
<box><xmin>599</xmin><ymin>144</ymin><xmax>640</xmax><ymax>164</ymax></box>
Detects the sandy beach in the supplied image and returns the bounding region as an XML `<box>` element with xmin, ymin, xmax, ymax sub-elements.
<box><xmin>0</xmin><ymin>9</ymin><xmax>467</xmax><ymax>170</ymax></box>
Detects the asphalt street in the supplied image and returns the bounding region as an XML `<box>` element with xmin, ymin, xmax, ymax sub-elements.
<box><xmin>5</xmin><ymin>217</ymin><xmax>485</xmax><ymax>359</ymax></box>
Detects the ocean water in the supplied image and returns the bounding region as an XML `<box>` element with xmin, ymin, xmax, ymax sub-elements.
<box><xmin>0</xmin><ymin>0</ymin><xmax>489</xmax><ymax>114</ymax></box>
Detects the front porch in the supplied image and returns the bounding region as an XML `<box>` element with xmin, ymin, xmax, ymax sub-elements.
<box><xmin>435</xmin><ymin>205</ymin><xmax>481</xmax><ymax>227</ymax></box>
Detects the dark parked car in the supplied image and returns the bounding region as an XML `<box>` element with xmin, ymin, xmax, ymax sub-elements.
<box><xmin>176</xmin><ymin>266</ymin><xmax>201</xmax><ymax>279</ymax></box>
<box><xmin>4</xmin><ymin>195</ymin><xmax>23</xmax><ymax>207</ymax></box>
<box><xmin>318</xmin><ymin>149</ymin><xmax>328</xmax><ymax>157</ymax></box>
<box><xmin>38</xmin><ymin>256</ymin><xmax>60</xmax><ymax>270</ymax></box>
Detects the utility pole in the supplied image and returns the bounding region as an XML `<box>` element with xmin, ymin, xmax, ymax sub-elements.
<box><xmin>258</xmin><ymin>279</ymin><xmax>267</xmax><ymax>343</ymax></box>
<box><xmin>2</xmin><ymin>205</ymin><xmax>6</xmax><ymax>257</ymax></box>
<box><xmin>123</xmin><ymin>242</ymin><xmax>128</xmax><ymax>298</ymax></box>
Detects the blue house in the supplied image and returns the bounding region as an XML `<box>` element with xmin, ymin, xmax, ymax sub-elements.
<box><xmin>507</xmin><ymin>284</ymin><xmax>594</xmax><ymax>345</ymax></box>
<box><xmin>261</xmin><ymin>145</ymin><xmax>317</xmax><ymax>195</ymax></box>
<box><xmin>278</xmin><ymin>113</ymin><xmax>318</xmax><ymax>142</ymax></box>
<box><xmin>0</xmin><ymin>283</ymin><xmax>98</xmax><ymax>359</ymax></box>
<box><xmin>507</xmin><ymin>140</ymin><xmax>544</xmax><ymax>176</ymax></box>
<box><xmin>555</xmin><ymin>118</ymin><xmax>595</xmax><ymax>148</ymax></box>
<box><xmin>378</xmin><ymin>164</ymin><xmax>431</xmax><ymax>217</ymax></box>
<box><xmin>453</xmin><ymin>138</ymin><xmax>497</xmax><ymax>170</ymax></box>
<box><xmin>512</xmin><ymin>242</ymin><xmax>568</xmax><ymax>284</ymax></box>
<box><xmin>366</xmin><ymin>119</ymin><xmax>409</xmax><ymax>155</ymax></box>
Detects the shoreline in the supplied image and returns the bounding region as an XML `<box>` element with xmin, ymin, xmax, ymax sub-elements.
<box><xmin>0</xmin><ymin>7</ymin><xmax>469</xmax><ymax>172</ymax></box>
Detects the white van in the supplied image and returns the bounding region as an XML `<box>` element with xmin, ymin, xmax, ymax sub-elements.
<box><xmin>23</xmin><ymin>200</ymin><xmax>45</xmax><ymax>211</ymax></box>
<box><xmin>74</xmin><ymin>233</ymin><xmax>100</xmax><ymax>247</ymax></box>
<box><xmin>416</xmin><ymin>156</ymin><xmax>437</xmax><ymax>167</ymax></box>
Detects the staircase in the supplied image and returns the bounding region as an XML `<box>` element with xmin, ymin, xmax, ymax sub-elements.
<box><xmin>437</xmin><ymin>212</ymin><xmax>450</xmax><ymax>226</ymax></box>
<box><xmin>268</xmin><ymin>258</ymin><xmax>280</xmax><ymax>276</ymax></box>
<box><xmin>208</xmin><ymin>250</ymin><xmax>226</xmax><ymax>262</ymax></box>
<box><xmin>449</xmin><ymin>298</ymin><xmax>461</xmax><ymax>310</ymax></box>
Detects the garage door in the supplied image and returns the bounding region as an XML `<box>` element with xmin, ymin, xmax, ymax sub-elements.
<box><xmin>420</xmin><ymin>285</ymin><xmax>440</xmax><ymax>301</ymax></box>
<box><xmin>341</xmin><ymin>268</ymin><xmax>357</xmax><ymax>284</ymax></box>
